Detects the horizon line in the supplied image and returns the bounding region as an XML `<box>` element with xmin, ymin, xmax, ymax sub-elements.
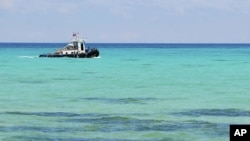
<box><xmin>1</xmin><ymin>42</ymin><xmax>250</xmax><ymax>44</ymax></box>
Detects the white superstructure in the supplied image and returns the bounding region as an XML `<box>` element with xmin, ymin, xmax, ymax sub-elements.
<box><xmin>55</xmin><ymin>33</ymin><xmax>87</xmax><ymax>55</ymax></box>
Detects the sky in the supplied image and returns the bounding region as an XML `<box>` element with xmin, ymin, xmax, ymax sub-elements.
<box><xmin>0</xmin><ymin>0</ymin><xmax>250</xmax><ymax>43</ymax></box>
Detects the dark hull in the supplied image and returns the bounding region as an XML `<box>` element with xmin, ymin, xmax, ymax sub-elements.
<box><xmin>39</xmin><ymin>49</ymin><xmax>99</xmax><ymax>58</ymax></box>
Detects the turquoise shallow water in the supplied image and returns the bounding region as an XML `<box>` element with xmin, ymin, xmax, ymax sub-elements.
<box><xmin>0</xmin><ymin>43</ymin><xmax>250</xmax><ymax>141</ymax></box>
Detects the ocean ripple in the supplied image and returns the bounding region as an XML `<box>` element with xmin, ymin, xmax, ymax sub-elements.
<box><xmin>81</xmin><ymin>97</ymin><xmax>159</xmax><ymax>104</ymax></box>
<box><xmin>3</xmin><ymin>111</ymin><xmax>108</xmax><ymax>118</ymax></box>
<box><xmin>171</xmin><ymin>109</ymin><xmax>250</xmax><ymax>117</ymax></box>
<box><xmin>7</xmin><ymin>136</ymin><xmax>163</xmax><ymax>141</ymax></box>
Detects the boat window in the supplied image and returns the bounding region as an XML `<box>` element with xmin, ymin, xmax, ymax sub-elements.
<box><xmin>66</xmin><ymin>46</ymin><xmax>71</xmax><ymax>50</ymax></box>
<box><xmin>73</xmin><ymin>42</ymin><xmax>78</xmax><ymax>49</ymax></box>
<box><xmin>81</xmin><ymin>43</ymin><xmax>84</xmax><ymax>51</ymax></box>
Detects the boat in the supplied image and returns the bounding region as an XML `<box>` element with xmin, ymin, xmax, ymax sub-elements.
<box><xmin>39</xmin><ymin>33</ymin><xmax>99</xmax><ymax>58</ymax></box>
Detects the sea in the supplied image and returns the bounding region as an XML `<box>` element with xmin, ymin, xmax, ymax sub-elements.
<box><xmin>0</xmin><ymin>43</ymin><xmax>250</xmax><ymax>141</ymax></box>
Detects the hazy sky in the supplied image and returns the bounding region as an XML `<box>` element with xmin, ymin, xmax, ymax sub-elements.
<box><xmin>0</xmin><ymin>0</ymin><xmax>250</xmax><ymax>43</ymax></box>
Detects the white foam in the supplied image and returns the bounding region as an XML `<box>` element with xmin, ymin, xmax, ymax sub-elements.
<box><xmin>94</xmin><ymin>56</ymin><xmax>101</xmax><ymax>59</ymax></box>
<box><xmin>18</xmin><ymin>56</ymin><xmax>37</xmax><ymax>59</ymax></box>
